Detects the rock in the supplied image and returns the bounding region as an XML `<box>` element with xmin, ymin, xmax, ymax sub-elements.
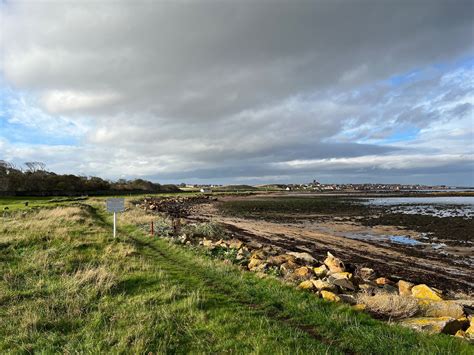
<box><xmin>312</xmin><ymin>279</ymin><xmax>337</xmax><ymax>292</ymax></box>
<box><xmin>455</xmin><ymin>330</ymin><xmax>466</xmax><ymax>338</ymax></box>
<box><xmin>466</xmin><ymin>319</ymin><xmax>474</xmax><ymax>337</ymax></box>
<box><xmin>399</xmin><ymin>317</ymin><xmax>464</xmax><ymax>335</ymax></box>
<box><xmin>287</xmin><ymin>251</ymin><xmax>316</xmax><ymax>264</ymax></box>
<box><xmin>202</xmin><ymin>239</ymin><xmax>214</xmax><ymax>249</ymax></box>
<box><xmin>236</xmin><ymin>247</ymin><xmax>250</xmax><ymax>261</ymax></box>
<box><xmin>321</xmin><ymin>290</ymin><xmax>341</xmax><ymax>302</ymax></box>
<box><xmin>398</xmin><ymin>280</ymin><xmax>414</xmax><ymax>296</ymax></box>
<box><xmin>339</xmin><ymin>294</ymin><xmax>357</xmax><ymax>305</ymax></box>
<box><xmin>294</xmin><ymin>266</ymin><xmax>312</xmax><ymax>279</ymax></box>
<box><xmin>267</xmin><ymin>254</ymin><xmax>296</xmax><ymax>266</ymax></box>
<box><xmin>419</xmin><ymin>300</ymin><xmax>465</xmax><ymax>319</ymax></box>
<box><xmin>328</xmin><ymin>272</ymin><xmax>352</xmax><ymax>280</ymax></box>
<box><xmin>298</xmin><ymin>280</ymin><xmax>315</xmax><ymax>290</ymax></box>
<box><xmin>251</xmin><ymin>250</ymin><xmax>267</xmax><ymax>260</ymax></box>
<box><xmin>359</xmin><ymin>267</ymin><xmax>375</xmax><ymax>281</ymax></box>
<box><xmin>328</xmin><ymin>273</ymin><xmax>356</xmax><ymax>291</ymax></box>
<box><xmin>248</xmin><ymin>257</ymin><xmax>265</xmax><ymax>270</ymax></box>
<box><xmin>324</xmin><ymin>252</ymin><xmax>345</xmax><ymax>273</ymax></box>
<box><xmin>228</xmin><ymin>239</ymin><xmax>243</xmax><ymax>249</ymax></box>
<box><xmin>247</xmin><ymin>241</ymin><xmax>263</xmax><ymax>249</ymax></box>
<box><xmin>352</xmin><ymin>304</ymin><xmax>367</xmax><ymax>312</ymax></box>
<box><xmin>313</xmin><ymin>265</ymin><xmax>328</xmax><ymax>278</ymax></box>
<box><xmin>375</xmin><ymin>277</ymin><xmax>392</xmax><ymax>286</ymax></box>
<box><xmin>411</xmin><ymin>284</ymin><xmax>443</xmax><ymax>301</ymax></box>
<box><xmin>280</xmin><ymin>260</ymin><xmax>299</xmax><ymax>275</ymax></box>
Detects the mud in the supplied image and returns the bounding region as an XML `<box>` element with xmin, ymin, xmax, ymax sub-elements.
<box><xmin>148</xmin><ymin>193</ymin><xmax>474</xmax><ymax>294</ymax></box>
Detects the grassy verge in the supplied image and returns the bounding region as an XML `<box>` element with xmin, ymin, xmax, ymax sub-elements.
<box><xmin>0</xmin><ymin>201</ymin><xmax>471</xmax><ymax>353</ymax></box>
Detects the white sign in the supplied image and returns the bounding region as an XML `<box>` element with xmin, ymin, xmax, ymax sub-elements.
<box><xmin>106</xmin><ymin>198</ymin><xmax>124</xmax><ymax>238</ymax></box>
<box><xmin>107</xmin><ymin>198</ymin><xmax>125</xmax><ymax>213</ymax></box>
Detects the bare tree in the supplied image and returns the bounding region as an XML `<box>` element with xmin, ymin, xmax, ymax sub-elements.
<box><xmin>24</xmin><ymin>161</ymin><xmax>46</xmax><ymax>173</ymax></box>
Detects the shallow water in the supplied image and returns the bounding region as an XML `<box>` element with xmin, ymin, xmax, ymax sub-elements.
<box><xmin>362</xmin><ymin>196</ymin><xmax>474</xmax><ymax>218</ymax></box>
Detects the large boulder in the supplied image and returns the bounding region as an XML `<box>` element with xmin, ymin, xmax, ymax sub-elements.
<box><xmin>398</xmin><ymin>280</ymin><xmax>414</xmax><ymax>296</ymax></box>
<box><xmin>324</xmin><ymin>252</ymin><xmax>345</xmax><ymax>273</ymax></box>
<box><xmin>419</xmin><ymin>300</ymin><xmax>465</xmax><ymax>319</ymax></box>
<box><xmin>287</xmin><ymin>251</ymin><xmax>316</xmax><ymax>264</ymax></box>
<box><xmin>399</xmin><ymin>317</ymin><xmax>464</xmax><ymax>335</ymax></box>
<box><xmin>411</xmin><ymin>284</ymin><xmax>443</xmax><ymax>301</ymax></box>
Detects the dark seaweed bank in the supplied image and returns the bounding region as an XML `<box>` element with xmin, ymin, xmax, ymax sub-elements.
<box><xmin>362</xmin><ymin>213</ymin><xmax>474</xmax><ymax>247</ymax></box>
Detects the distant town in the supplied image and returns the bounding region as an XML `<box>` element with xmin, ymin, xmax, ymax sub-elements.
<box><xmin>182</xmin><ymin>180</ymin><xmax>461</xmax><ymax>193</ymax></box>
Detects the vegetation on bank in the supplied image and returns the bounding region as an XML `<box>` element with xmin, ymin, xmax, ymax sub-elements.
<box><xmin>0</xmin><ymin>160</ymin><xmax>180</xmax><ymax>196</ymax></box>
<box><xmin>219</xmin><ymin>196</ymin><xmax>366</xmax><ymax>220</ymax></box>
<box><xmin>0</xmin><ymin>200</ymin><xmax>472</xmax><ymax>353</ymax></box>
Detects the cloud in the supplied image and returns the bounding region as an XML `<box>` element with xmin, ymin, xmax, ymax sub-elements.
<box><xmin>0</xmin><ymin>0</ymin><xmax>473</xmax><ymax>185</ymax></box>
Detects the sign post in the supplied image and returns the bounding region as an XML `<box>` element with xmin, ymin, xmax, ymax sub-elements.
<box><xmin>106</xmin><ymin>198</ymin><xmax>125</xmax><ymax>238</ymax></box>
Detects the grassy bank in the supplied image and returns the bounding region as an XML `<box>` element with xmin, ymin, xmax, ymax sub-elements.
<box><xmin>0</xmin><ymin>200</ymin><xmax>471</xmax><ymax>353</ymax></box>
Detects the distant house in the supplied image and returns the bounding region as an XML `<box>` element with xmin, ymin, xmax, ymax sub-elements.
<box><xmin>200</xmin><ymin>188</ymin><xmax>212</xmax><ymax>194</ymax></box>
<box><xmin>285</xmin><ymin>186</ymin><xmax>291</xmax><ymax>191</ymax></box>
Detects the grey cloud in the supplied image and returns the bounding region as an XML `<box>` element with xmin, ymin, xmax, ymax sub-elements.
<box><xmin>1</xmin><ymin>0</ymin><xmax>473</xmax><ymax>185</ymax></box>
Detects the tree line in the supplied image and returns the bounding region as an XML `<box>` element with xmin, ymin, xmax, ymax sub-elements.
<box><xmin>0</xmin><ymin>161</ymin><xmax>180</xmax><ymax>196</ymax></box>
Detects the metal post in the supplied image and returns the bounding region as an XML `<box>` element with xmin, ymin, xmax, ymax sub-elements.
<box><xmin>151</xmin><ymin>221</ymin><xmax>154</xmax><ymax>236</ymax></box>
<box><xmin>113</xmin><ymin>212</ymin><xmax>116</xmax><ymax>238</ymax></box>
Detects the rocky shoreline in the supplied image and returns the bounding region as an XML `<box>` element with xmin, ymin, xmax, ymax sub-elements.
<box><xmin>138</xmin><ymin>196</ymin><xmax>474</xmax><ymax>341</ymax></box>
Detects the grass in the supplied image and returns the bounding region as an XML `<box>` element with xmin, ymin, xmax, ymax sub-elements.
<box><xmin>0</xmin><ymin>200</ymin><xmax>472</xmax><ymax>353</ymax></box>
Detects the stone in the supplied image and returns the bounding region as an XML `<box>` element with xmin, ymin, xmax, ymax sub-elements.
<box><xmin>398</xmin><ymin>280</ymin><xmax>414</xmax><ymax>296</ymax></box>
<box><xmin>312</xmin><ymin>279</ymin><xmax>337</xmax><ymax>292</ymax></box>
<box><xmin>338</xmin><ymin>294</ymin><xmax>357</xmax><ymax>305</ymax></box>
<box><xmin>420</xmin><ymin>301</ymin><xmax>465</xmax><ymax>319</ymax></box>
<box><xmin>324</xmin><ymin>252</ymin><xmax>345</xmax><ymax>273</ymax></box>
<box><xmin>328</xmin><ymin>274</ymin><xmax>356</xmax><ymax>291</ymax></box>
<box><xmin>466</xmin><ymin>319</ymin><xmax>474</xmax><ymax>337</ymax></box>
<box><xmin>251</xmin><ymin>250</ymin><xmax>267</xmax><ymax>260</ymax></box>
<box><xmin>294</xmin><ymin>266</ymin><xmax>312</xmax><ymax>279</ymax></box>
<box><xmin>328</xmin><ymin>272</ymin><xmax>352</xmax><ymax>280</ymax></box>
<box><xmin>321</xmin><ymin>290</ymin><xmax>341</xmax><ymax>302</ymax></box>
<box><xmin>399</xmin><ymin>317</ymin><xmax>464</xmax><ymax>335</ymax></box>
<box><xmin>411</xmin><ymin>284</ymin><xmax>443</xmax><ymax>301</ymax></box>
<box><xmin>359</xmin><ymin>267</ymin><xmax>375</xmax><ymax>280</ymax></box>
<box><xmin>287</xmin><ymin>251</ymin><xmax>316</xmax><ymax>264</ymax></box>
<box><xmin>267</xmin><ymin>254</ymin><xmax>296</xmax><ymax>266</ymax></box>
<box><xmin>247</xmin><ymin>241</ymin><xmax>263</xmax><ymax>249</ymax></box>
<box><xmin>280</xmin><ymin>260</ymin><xmax>299</xmax><ymax>275</ymax></box>
<box><xmin>248</xmin><ymin>257</ymin><xmax>265</xmax><ymax>270</ymax></box>
<box><xmin>352</xmin><ymin>304</ymin><xmax>367</xmax><ymax>312</ymax></box>
<box><xmin>455</xmin><ymin>330</ymin><xmax>466</xmax><ymax>338</ymax></box>
<box><xmin>375</xmin><ymin>277</ymin><xmax>392</xmax><ymax>286</ymax></box>
<box><xmin>228</xmin><ymin>239</ymin><xmax>243</xmax><ymax>249</ymax></box>
<box><xmin>202</xmin><ymin>239</ymin><xmax>214</xmax><ymax>249</ymax></box>
<box><xmin>313</xmin><ymin>265</ymin><xmax>328</xmax><ymax>278</ymax></box>
<box><xmin>298</xmin><ymin>280</ymin><xmax>315</xmax><ymax>290</ymax></box>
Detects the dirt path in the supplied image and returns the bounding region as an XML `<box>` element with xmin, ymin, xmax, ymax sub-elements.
<box><xmin>189</xmin><ymin>202</ymin><xmax>474</xmax><ymax>294</ymax></box>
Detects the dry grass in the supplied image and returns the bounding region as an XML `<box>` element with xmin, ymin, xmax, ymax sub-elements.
<box><xmin>357</xmin><ymin>291</ymin><xmax>419</xmax><ymax>320</ymax></box>
<box><xmin>68</xmin><ymin>266</ymin><xmax>117</xmax><ymax>294</ymax></box>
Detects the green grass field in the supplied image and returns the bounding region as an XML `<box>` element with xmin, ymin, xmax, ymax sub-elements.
<box><xmin>0</xmin><ymin>198</ymin><xmax>471</xmax><ymax>353</ymax></box>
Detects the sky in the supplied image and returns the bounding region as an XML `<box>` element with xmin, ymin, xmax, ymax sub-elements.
<box><xmin>0</xmin><ymin>0</ymin><xmax>473</xmax><ymax>186</ymax></box>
